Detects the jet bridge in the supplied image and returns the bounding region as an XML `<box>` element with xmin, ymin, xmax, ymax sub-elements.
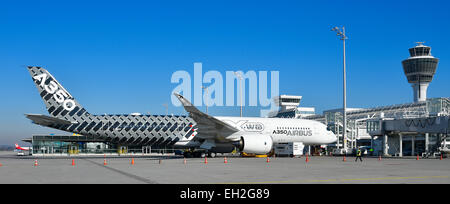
<box><xmin>368</xmin><ymin>116</ymin><xmax>449</xmax><ymax>135</ymax></box>
<box><xmin>367</xmin><ymin>116</ymin><xmax>449</xmax><ymax>157</ymax></box>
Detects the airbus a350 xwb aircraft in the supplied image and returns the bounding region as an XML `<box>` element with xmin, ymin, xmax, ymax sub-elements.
<box><xmin>25</xmin><ymin>66</ymin><xmax>336</xmax><ymax>157</ymax></box>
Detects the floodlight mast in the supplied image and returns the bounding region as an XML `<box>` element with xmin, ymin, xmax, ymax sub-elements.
<box><xmin>234</xmin><ymin>72</ymin><xmax>244</xmax><ymax>117</ymax></box>
<box><xmin>331</xmin><ymin>26</ymin><xmax>348</xmax><ymax>150</ymax></box>
<box><xmin>202</xmin><ymin>86</ymin><xmax>209</xmax><ymax>114</ymax></box>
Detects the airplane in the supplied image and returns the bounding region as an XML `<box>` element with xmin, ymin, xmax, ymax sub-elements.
<box><xmin>15</xmin><ymin>143</ymin><xmax>32</xmax><ymax>151</ymax></box>
<box><xmin>173</xmin><ymin>93</ymin><xmax>337</xmax><ymax>156</ymax></box>
<box><xmin>25</xmin><ymin>66</ymin><xmax>336</xmax><ymax>157</ymax></box>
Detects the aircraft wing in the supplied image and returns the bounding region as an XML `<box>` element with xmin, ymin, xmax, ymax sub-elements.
<box><xmin>25</xmin><ymin>114</ymin><xmax>77</xmax><ymax>126</ymax></box>
<box><xmin>174</xmin><ymin>93</ymin><xmax>239</xmax><ymax>140</ymax></box>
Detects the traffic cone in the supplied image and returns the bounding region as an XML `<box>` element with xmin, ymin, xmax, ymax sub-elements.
<box><xmin>266</xmin><ymin>157</ymin><xmax>270</xmax><ymax>163</ymax></box>
<box><xmin>204</xmin><ymin>157</ymin><xmax>208</xmax><ymax>164</ymax></box>
<box><xmin>417</xmin><ymin>154</ymin><xmax>419</xmax><ymax>160</ymax></box>
<box><xmin>224</xmin><ymin>157</ymin><xmax>228</xmax><ymax>164</ymax></box>
<box><xmin>71</xmin><ymin>159</ymin><xmax>75</xmax><ymax>166</ymax></box>
<box><xmin>440</xmin><ymin>154</ymin><xmax>443</xmax><ymax>160</ymax></box>
<box><xmin>131</xmin><ymin>158</ymin><xmax>135</xmax><ymax>165</ymax></box>
<box><xmin>34</xmin><ymin>160</ymin><xmax>38</xmax><ymax>167</ymax></box>
<box><xmin>103</xmin><ymin>159</ymin><xmax>107</xmax><ymax>166</ymax></box>
<box><xmin>342</xmin><ymin>155</ymin><xmax>346</xmax><ymax>162</ymax></box>
<box><xmin>305</xmin><ymin>154</ymin><xmax>310</xmax><ymax>163</ymax></box>
<box><xmin>0</xmin><ymin>162</ymin><xmax>3</xmax><ymax>167</ymax></box>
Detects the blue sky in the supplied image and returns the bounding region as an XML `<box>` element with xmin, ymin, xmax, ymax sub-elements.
<box><xmin>1</xmin><ymin>0</ymin><xmax>449</xmax><ymax>144</ymax></box>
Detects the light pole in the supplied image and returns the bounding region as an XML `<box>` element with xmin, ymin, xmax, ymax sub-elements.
<box><xmin>233</xmin><ymin>72</ymin><xmax>243</xmax><ymax>117</ymax></box>
<box><xmin>201</xmin><ymin>86</ymin><xmax>209</xmax><ymax>114</ymax></box>
<box><xmin>332</xmin><ymin>26</ymin><xmax>348</xmax><ymax>150</ymax></box>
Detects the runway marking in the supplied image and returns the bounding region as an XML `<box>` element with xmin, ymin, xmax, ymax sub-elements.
<box><xmin>216</xmin><ymin>176</ymin><xmax>450</xmax><ymax>184</ymax></box>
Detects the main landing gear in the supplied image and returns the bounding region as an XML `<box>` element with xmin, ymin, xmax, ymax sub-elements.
<box><xmin>183</xmin><ymin>150</ymin><xmax>217</xmax><ymax>158</ymax></box>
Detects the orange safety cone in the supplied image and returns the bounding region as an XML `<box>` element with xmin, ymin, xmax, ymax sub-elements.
<box><xmin>266</xmin><ymin>157</ymin><xmax>270</xmax><ymax>163</ymax></box>
<box><xmin>131</xmin><ymin>158</ymin><xmax>135</xmax><ymax>165</ymax></box>
<box><xmin>204</xmin><ymin>157</ymin><xmax>208</xmax><ymax>164</ymax></box>
<box><xmin>224</xmin><ymin>157</ymin><xmax>228</xmax><ymax>164</ymax></box>
<box><xmin>71</xmin><ymin>159</ymin><xmax>76</xmax><ymax>166</ymax></box>
<box><xmin>440</xmin><ymin>154</ymin><xmax>443</xmax><ymax>160</ymax></box>
<box><xmin>417</xmin><ymin>154</ymin><xmax>420</xmax><ymax>160</ymax></box>
<box><xmin>305</xmin><ymin>154</ymin><xmax>310</xmax><ymax>163</ymax></box>
<box><xmin>342</xmin><ymin>155</ymin><xmax>346</xmax><ymax>162</ymax></box>
<box><xmin>0</xmin><ymin>162</ymin><xmax>3</xmax><ymax>167</ymax></box>
<box><xmin>34</xmin><ymin>160</ymin><xmax>38</xmax><ymax>167</ymax></box>
<box><xmin>103</xmin><ymin>159</ymin><xmax>107</xmax><ymax>166</ymax></box>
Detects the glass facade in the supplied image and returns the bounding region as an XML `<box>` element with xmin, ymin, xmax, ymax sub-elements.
<box><xmin>366</xmin><ymin>120</ymin><xmax>380</xmax><ymax>133</ymax></box>
<box><xmin>31</xmin><ymin>135</ymin><xmax>181</xmax><ymax>155</ymax></box>
<box><xmin>402</xmin><ymin>58</ymin><xmax>438</xmax><ymax>83</ymax></box>
<box><xmin>409</xmin><ymin>47</ymin><xmax>431</xmax><ymax>57</ymax></box>
<box><xmin>32</xmin><ymin>135</ymin><xmax>110</xmax><ymax>155</ymax></box>
<box><xmin>427</xmin><ymin>98</ymin><xmax>450</xmax><ymax>116</ymax></box>
<box><xmin>275</xmin><ymin>111</ymin><xmax>296</xmax><ymax>118</ymax></box>
<box><xmin>281</xmin><ymin>98</ymin><xmax>301</xmax><ymax>103</ymax></box>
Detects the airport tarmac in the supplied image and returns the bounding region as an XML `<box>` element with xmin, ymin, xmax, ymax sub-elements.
<box><xmin>0</xmin><ymin>151</ymin><xmax>449</xmax><ymax>184</ymax></box>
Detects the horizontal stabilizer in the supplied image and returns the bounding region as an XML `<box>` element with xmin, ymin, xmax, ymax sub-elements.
<box><xmin>25</xmin><ymin>114</ymin><xmax>77</xmax><ymax>126</ymax></box>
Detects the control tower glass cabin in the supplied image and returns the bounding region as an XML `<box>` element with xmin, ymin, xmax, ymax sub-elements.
<box><xmin>402</xmin><ymin>42</ymin><xmax>439</xmax><ymax>102</ymax></box>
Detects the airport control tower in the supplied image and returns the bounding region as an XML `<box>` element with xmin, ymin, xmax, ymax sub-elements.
<box><xmin>402</xmin><ymin>42</ymin><xmax>439</xmax><ymax>102</ymax></box>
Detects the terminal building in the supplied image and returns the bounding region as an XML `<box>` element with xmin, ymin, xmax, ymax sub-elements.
<box><xmin>268</xmin><ymin>95</ymin><xmax>315</xmax><ymax>119</ymax></box>
<box><xmin>22</xmin><ymin>115</ymin><xmax>197</xmax><ymax>156</ymax></box>
<box><xmin>272</xmin><ymin>43</ymin><xmax>449</xmax><ymax>157</ymax></box>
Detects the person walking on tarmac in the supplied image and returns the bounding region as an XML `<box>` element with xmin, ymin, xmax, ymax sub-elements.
<box><xmin>355</xmin><ymin>148</ymin><xmax>363</xmax><ymax>162</ymax></box>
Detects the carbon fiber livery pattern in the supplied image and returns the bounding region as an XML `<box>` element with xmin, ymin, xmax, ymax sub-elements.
<box><xmin>27</xmin><ymin>66</ymin><xmax>197</xmax><ymax>146</ymax></box>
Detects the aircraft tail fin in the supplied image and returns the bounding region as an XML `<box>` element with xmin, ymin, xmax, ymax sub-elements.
<box><xmin>27</xmin><ymin>66</ymin><xmax>90</xmax><ymax>119</ymax></box>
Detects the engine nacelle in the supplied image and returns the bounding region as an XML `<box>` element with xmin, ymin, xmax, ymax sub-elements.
<box><xmin>235</xmin><ymin>134</ymin><xmax>273</xmax><ymax>154</ymax></box>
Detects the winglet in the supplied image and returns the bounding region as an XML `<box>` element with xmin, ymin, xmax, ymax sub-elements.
<box><xmin>173</xmin><ymin>93</ymin><xmax>194</xmax><ymax>107</ymax></box>
<box><xmin>173</xmin><ymin>93</ymin><xmax>204</xmax><ymax>115</ymax></box>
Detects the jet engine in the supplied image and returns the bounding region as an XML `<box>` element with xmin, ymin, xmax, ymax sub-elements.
<box><xmin>235</xmin><ymin>134</ymin><xmax>273</xmax><ymax>154</ymax></box>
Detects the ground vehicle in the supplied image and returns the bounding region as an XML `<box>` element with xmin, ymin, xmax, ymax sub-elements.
<box><xmin>439</xmin><ymin>138</ymin><xmax>450</xmax><ymax>157</ymax></box>
<box><xmin>274</xmin><ymin>142</ymin><xmax>304</xmax><ymax>157</ymax></box>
